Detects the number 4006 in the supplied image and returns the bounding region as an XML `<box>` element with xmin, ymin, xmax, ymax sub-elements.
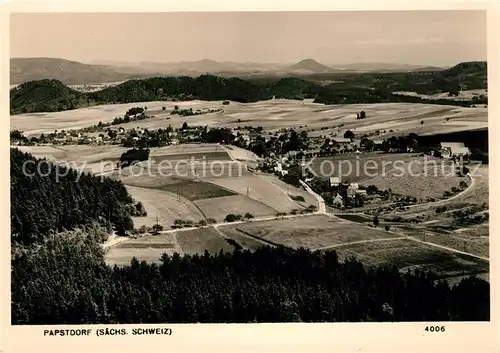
<box><xmin>425</xmin><ymin>326</ymin><xmax>445</xmax><ymax>332</ymax></box>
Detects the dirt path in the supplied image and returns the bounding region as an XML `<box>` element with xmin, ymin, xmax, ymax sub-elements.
<box><xmin>313</xmin><ymin>236</ymin><xmax>408</xmax><ymax>251</ymax></box>
<box><xmin>212</xmin><ymin>224</ymin><xmax>247</xmax><ymax>250</ymax></box>
<box><xmin>406</xmin><ymin>236</ymin><xmax>489</xmax><ymax>261</ymax></box>
<box><xmin>392</xmin><ymin>175</ymin><xmax>475</xmax><ymax>214</ymax></box>
<box><xmin>171</xmin><ymin>233</ymin><xmax>185</xmax><ymax>257</ymax></box>
<box><xmin>102</xmin><ymin>233</ymin><xmax>130</xmax><ymax>249</ymax></box>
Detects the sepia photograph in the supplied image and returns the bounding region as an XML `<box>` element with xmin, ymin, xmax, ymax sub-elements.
<box><xmin>8</xmin><ymin>9</ymin><xmax>491</xmax><ymax>328</ymax></box>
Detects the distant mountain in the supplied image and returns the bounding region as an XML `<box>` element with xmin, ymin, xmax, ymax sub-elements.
<box><xmin>114</xmin><ymin>60</ymin><xmax>287</xmax><ymax>76</ymax></box>
<box><xmin>10</xmin><ymin>57</ymin><xmax>131</xmax><ymax>85</ymax></box>
<box><xmin>331</xmin><ymin>62</ymin><xmax>445</xmax><ymax>72</ymax></box>
<box><xmin>285</xmin><ymin>59</ymin><xmax>333</xmax><ymax>73</ymax></box>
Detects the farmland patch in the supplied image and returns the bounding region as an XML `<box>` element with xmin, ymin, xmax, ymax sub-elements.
<box><xmin>233</xmin><ymin>215</ymin><xmax>399</xmax><ymax>249</ymax></box>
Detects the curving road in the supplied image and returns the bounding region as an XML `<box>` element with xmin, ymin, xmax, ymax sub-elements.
<box><xmin>299</xmin><ymin>180</ymin><xmax>326</xmax><ymax>214</ymax></box>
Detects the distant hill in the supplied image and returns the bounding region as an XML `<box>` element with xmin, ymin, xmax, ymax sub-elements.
<box><xmin>10</xmin><ymin>61</ymin><xmax>486</xmax><ymax>115</ymax></box>
<box><xmin>10</xmin><ymin>79</ymin><xmax>87</xmax><ymax>114</ymax></box>
<box><xmin>105</xmin><ymin>60</ymin><xmax>287</xmax><ymax>76</ymax></box>
<box><xmin>331</xmin><ymin>63</ymin><xmax>445</xmax><ymax>72</ymax></box>
<box><xmin>10</xmin><ymin>57</ymin><xmax>131</xmax><ymax>85</ymax></box>
<box><xmin>285</xmin><ymin>59</ymin><xmax>333</xmax><ymax>73</ymax></box>
<box><xmin>440</xmin><ymin>61</ymin><xmax>486</xmax><ymax>77</ymax></box>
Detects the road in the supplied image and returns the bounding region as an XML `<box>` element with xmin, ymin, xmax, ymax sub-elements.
<box><xmin>299</xmin><ymin>179</ymin><xmax>327</xmax><ymax>214</ymax></box>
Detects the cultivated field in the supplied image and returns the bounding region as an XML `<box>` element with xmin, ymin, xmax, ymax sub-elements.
<box><xmin>11</xmin><ymin>99</ymin><xmax>487</xmax><ymax>137</ymax></box>
<box><xmin>194</xmin><ymin>195</ymin><xmax>277</xmax><ymax>221</ymax></box>
<box><xmin>332</xmin><ymin>238</ymin><xmax>489</xmax><ymax>280</ymax></box>
<box><xmin>14</xmin><ymin>144</ymin><xmax>128</xmax><ymax>173</ymax></box>
<box><xmin>105</xmin><ymin>233</ymin><xmax>180</xmax><ymax>266</ymax></box>
<box><xmin>175</xmin><ymin>227</ymin><xmax>235</xmax><ymax>255</ymax></box>
<box><xmin>229</xmin><ymin>215</ymin><xmax>399</xmax><ymax>249</ymax></box>
<box><xmin>126</xmin><ymin>185</ymin><xmax>205</xmax><ymax>228</ymax></box>
<box><xmin>122</xmin><ymin>175</ymin><xmax>236</xmax><ymax>201</ymax></box>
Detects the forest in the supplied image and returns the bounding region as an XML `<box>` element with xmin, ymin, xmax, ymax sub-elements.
<box><xmin>10</xmin><ymin>61</ymin><xmax>487</xmax><ymax>115</ymax></box>
<box><xmin>11</xmin><ymin>227</ymin><xmax>489</xmax><ymax>324</ymax></box>
<box><xmin>10</xmin><ymin>148</ymin><xmax>136</xmax><ymax>245</ymax></box>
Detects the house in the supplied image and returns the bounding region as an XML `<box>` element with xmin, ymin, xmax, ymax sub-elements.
<box><xmin>347</xmin><ymin>188</ymin><xmax>357</xmax><ymax>198</ymax></box>
<box><xmin>373</xmin><ymin>140</ymin><xmax>384</xmax><ymax>146</ymax></box>
<box><xmin>332</xmin><ymin>194</ymin><xmax>344</xmax><ymax>208</ymax></box>
<box><xmin>330</xmin><ymin>177</ymin><xmax>341</xmax><ymax>187</ymax></box>
<box><xmin>346</xmin><ymin>183</ymin><xmax>359</xmax><ymax>198</ymax></box>
<box><xmin>356</xmin><ymin>189</ymin><xmax>367</xmax><ymax>197</ymax></box>
<box><xmin>118</xmin><ymin>127</ymin><xmax>125</xmax><ymax>133</ymax></box>
<box><xmin>439</xmin><ymin>142</ymin><xmax>471</xmax><ymax>159</ymax></box>
<box><xmin>332</xmin><ymin>137</ymin><xmax>352</xmax><ymax>144</ymax></box>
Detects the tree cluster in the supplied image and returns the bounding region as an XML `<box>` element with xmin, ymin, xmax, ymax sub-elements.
<box><xmin>118</xmin><ymin>148</ymin><xmax>150</xmax><ymax>168</ymax></box>
<box><xmin>11</xmin><ymin>148</ymin><xmax>135</xmax><ymax>245</ymax></box>
<box><xmin>11</xmin><ymin>230</ymin><xmax>490</xmax><ymax>324</ymax></box>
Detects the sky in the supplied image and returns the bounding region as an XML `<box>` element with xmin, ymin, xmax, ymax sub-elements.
<box><xmin>10</xmin><ymin>11</ymin><xmax>487</xmax><ymax>66</ymax></box>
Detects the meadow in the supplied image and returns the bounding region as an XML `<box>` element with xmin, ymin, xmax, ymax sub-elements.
<box><xmin>11</xmin><ymin>99</ymin><xmax>487</xmax><ymax>137</ymax></box>
<box><xmin>332</xmin><ymin>238</ymin><xmax>489</xmax><ymax>280</ymax></box>
<box><xmin>229</xmin><ymin>215</ymin><xmax>399</xmax><ymax>249</ymax></box>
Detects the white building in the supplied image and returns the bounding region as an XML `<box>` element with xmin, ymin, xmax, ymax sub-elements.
<box><xmin>332</xmin><ymin>194</ymin><xmax>344</xmax><ymax>208</ymax></box>
<box><xmin>330</xmin><ymin>177</ymin><xmax>341</xmax><ymax>187</ymax></box>
<box><xmin>439</xmin><ymin>142</ymin><xmax>471</xmax><ymax>159</ymax></box>
<box><xmin>333</xmin><ymin>137</ymin><xmax>352</xmax><ymax>144</ymax></box>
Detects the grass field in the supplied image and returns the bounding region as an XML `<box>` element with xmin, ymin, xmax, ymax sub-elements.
<box><xmin>256</xmin><ymin>173</ymin><xmax>318</xmax><ymax>208</ymax></box>
<box><xmin>217</xmin><ymin>226</ymin><xmax>268</xmax><ymax>251</ymax></box>
<box><xmin>231</xmin><ymin>215</ymin><xmax>399</xmax><ymax>249</ymax></box>
<box><xmin>398</xmin><ymin>223</ymin><xmax>489</xmax><ymax>258</ymax></box>
<box><xmin>332</xmin><ymin>239</ymin><xmax>489</xmax><ymax>280</ymax></box>
<box><xmin>14</xmin><ymin>144</ymin><xmax>127</xmax><ymax>164</ymax></box>
<box><xmin>359</xmin><ymin>157</ymin><xmax>468</xmax><ymax>199</ymax></box>
<box><xmin>310</xmin><ymin>153</ymin><xmax>415</xmax><ymax>182</ymax></box>
<box><xmin>194</xmin><ymin>195</ymin><xmax>277</xmax><ymax>221</ymax></box>
<box><xmin>449</xmin><ymin>165</ymin><xmax>489</xmax><ymax>206</ymax></box>
<box><xmin>105</xmin><ymin>233</ymin><xmax>179</xmax><ymax>266</ymax></box>
<box><xmin>203</xmin><ymin>175</ymin><xmax>307</xmax><ymax>212</ymax></box>
<box><xmin>175</xmin><ymin>227</ymin><xmax>235</xmax><ymax>255</ymax></box>
<box><xmin>12</xmin><ymin>99</ymin><xmax>487</xmax><ymax>137</ymax></box>
<box><xmin>126</xmin><ymin>185</ymin><xmax>205</xmax><ymax>228</ymax></box>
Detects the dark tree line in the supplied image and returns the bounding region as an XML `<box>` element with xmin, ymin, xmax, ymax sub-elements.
<box><xmin>11</xmin><ymin>230</ymin><xmax>490</xmax><ymax>324</ymax></box>
<box><xmin>11</xmin><ymin>148</ymin><xmax>136</xmax><ymax>245</ymax></box>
